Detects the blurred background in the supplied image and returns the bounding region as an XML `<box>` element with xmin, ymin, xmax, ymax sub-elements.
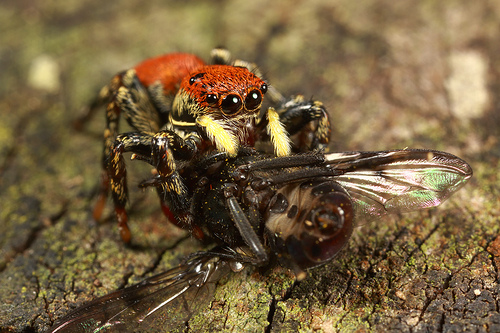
<box><xmin>0</xmin><ymin>0</ymin><xmax>498</xmax><ymax>332</ymax></box>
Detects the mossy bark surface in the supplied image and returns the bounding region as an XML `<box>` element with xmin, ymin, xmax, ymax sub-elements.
<box><xmin>1</xmin><ymin>1</ymin><xmax>499</xmax><ymax>332</ymax></box>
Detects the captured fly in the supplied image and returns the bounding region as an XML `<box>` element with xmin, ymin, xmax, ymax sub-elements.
<box><xmin>49</xmin><ymin>149</ymin><xmax>472</xmax><ymax>332</ymax></box>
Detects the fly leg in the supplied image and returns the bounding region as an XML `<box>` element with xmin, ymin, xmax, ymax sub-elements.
<box><xmin>223</xmin><ymin>184</ymin><xmax>269</xmax><ymax>266</ymax></box>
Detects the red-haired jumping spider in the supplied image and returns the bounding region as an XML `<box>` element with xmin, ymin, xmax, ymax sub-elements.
<box><xmin>85</xmin><ymin>48</ymin><xmax>331</xmax><ymax>242</ymax></box>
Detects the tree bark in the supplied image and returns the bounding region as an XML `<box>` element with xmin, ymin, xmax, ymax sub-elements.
<box><xmin>1</xmin><ymin>0</ymin><xmax>498</xmax><ymax>332</ymax></box>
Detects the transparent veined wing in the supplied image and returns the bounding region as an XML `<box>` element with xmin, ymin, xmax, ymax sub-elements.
<box><xmin>324</xmin><ymin>149</ymin><xmax>472</xmax><ymax>221</ymax></box>
<box><xmin>48</xmin><ymin>249</ymin><xmax>234</xmax><ymax>333</ymax></box>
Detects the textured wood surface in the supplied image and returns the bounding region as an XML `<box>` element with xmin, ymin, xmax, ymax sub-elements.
<box><xmin>0</xmin><ymin>1</ymin><xmax>498</xmax><ymax>332</ymax></box>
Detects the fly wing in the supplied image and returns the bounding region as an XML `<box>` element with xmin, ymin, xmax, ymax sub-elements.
<box><xmin>324</xmin><ymin>149</ymin><xmax>472</xmax><ymax>222</ymax></box>
<box><xmin>48</xmin><ymin>252</ymin><xmax>232</xmax><ymax>333</ymax></box>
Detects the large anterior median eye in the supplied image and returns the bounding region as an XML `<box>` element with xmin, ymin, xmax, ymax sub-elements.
<box><xmin>220</xmin><ymin>94</ymin><xmax>243</xmax><ymax>115</ymax></box>
<box><xmin>245</xmin><ymin>89</ymin><xmax>263</xmax><ymax>111</ymax></box>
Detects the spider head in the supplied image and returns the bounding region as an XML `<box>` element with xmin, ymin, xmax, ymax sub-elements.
<box><xmin>172</xmin><ymin>65</ymin><xmax>268</xmax><ymax>156</ymax></box>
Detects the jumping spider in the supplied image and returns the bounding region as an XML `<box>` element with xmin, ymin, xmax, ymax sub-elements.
<box><xmin>86</xmin><ymin>48</ymin><xmax>331</xmax><ymax>242</ymax></box>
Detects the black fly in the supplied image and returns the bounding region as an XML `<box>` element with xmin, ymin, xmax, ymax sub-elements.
<box><xmin>49</xmin><ymin>149</ymin><xmax>472</xmax><ymax>332</ymax></box>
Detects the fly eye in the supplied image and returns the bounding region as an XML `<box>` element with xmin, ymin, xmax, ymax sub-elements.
<box><xmin>220</xmin><ymin>94</ymin><xmax>242</xmax><ymax>115</ymax></box>
<box><xmin>260</xmin><ymin>83</ymin><xmax>268</xmax><ymax>94</ymax></box>
<box><xmin>206</xmin><ymin>94</ymin><xmax>218</xmax><ymax>106</ymax></box>
<box><xmin>245</xmin><ymin>89</ymin><xmax>262</xmax><ymax>111</ymax></box>
<box><xmin>283</xmin><ymin>182</ymin><xmax>354</xmax><ymax>270</ymax></box>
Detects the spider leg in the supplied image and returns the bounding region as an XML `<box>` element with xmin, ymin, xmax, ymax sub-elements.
<box><xmin>260</xmin><ymin>107</ymin><xmax>292</xmax><ymax>157</ymax></box>
<box><xmin>103</xmin><ymin>128</ymin><xmax>198</xmax><ymax>242</ymax></box>
<box><xmin>73</xmin><ymin>83</ymin><xmax>111</xmax><ymax>131</ymax></box>
<box><xmin>94</xmin><ymin>69</ymin><xmax>177</xmax><ymax>236</ymax></box>
<box><xmin>92</xmin><ymin>75</ymin><xmax>128</xmax><ymax>223</ymax></box>
<box><xmin>276</xmin><ymin>95</ymin><xmax>331</xmax><ymax>152</ymax></box>
<box><xmin>137</xmin><ymin>131</ymin><xmax>200</xmax><ymax>233</ymax></box>
<box><xmin>93</xmin><ymin>69</ymin><xmax>161</xmax><ymax>220</ymax></box>
<box><xmin>210</xmin><ymin>47</ymin><xmax>232</xmax><ymax>65</ymax></box>
<box><xmin>105</xmin><ymin>132</ymin><xmax>153</xmax><ymax>242</ymax></box>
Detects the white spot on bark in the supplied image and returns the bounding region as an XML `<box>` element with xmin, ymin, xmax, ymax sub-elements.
<box><xmin>446</xmin><ymin>50</ymin><xmax>489</xmax><ymax>119</ymax></box>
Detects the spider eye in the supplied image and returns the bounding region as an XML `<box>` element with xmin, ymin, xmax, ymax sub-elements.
<box><xmin>206</xmin><ymin>94</ymin><xmax>218</xmax><ymax>105</ymax></box>
<box><xmin>220</xmin><ymin>94</ymin><xmax>242</xmax><ymax>115</ymax></box>
<box><xmin>189</xmin><ymin>73</ymin><xmax>205</xmax><ymax>85</ymax></box>
<box><xmin>245</xmin><ymin>89</ymin><xmax>263</xmax><ymax>111</ymax></box>
<box><xmin>260</xmin><ymin>83</ymin><xmax>268</xmax><ymax>94</ymax></box>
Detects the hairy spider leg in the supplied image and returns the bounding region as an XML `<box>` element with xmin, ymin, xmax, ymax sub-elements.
<box><xmin>93</xmin><ymin>70</ymin><xmax>161</xmax><ymax>221</ymax></box>
<box><xmin>107</xmin><ymin>130</ymin><xmax>197</xmax><ymax>242</ymax></box>
<box><xmin>92</xmin><ymin>54</ymin><xmax>204</xmax><ymax>223</ymax></box>
<box><xmin>92</xmin><ymin>73</ymin><xmax>128</xmax><ymax>224</ymax></box>
<box><xmin>276</xmin><ymin>95</ymin><xmax>331</xmax><ymax>152</ymax></box>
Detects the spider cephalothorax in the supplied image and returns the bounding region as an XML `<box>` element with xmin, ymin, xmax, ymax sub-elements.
<box><xmin>86</xmin><ymin>48</ymin><xmax>331</xmax><ymax>242</ymax></box>
<box><xmin>171</xmin><ymin>65</ymin><xmax>289</xmax><ymax>157</ymax></box>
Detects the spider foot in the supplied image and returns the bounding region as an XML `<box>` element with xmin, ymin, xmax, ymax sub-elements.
<box><xmin>93</xmin><ymin>172</ymin><xmax>110</xmax><ymax>222</ymax></box>
<box><xmin>115</xmin><ymin>207</ymin><xmax>131</xmax><ymax>243</ymax></box>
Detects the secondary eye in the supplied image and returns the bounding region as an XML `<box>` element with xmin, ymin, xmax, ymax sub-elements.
<box><xmin>220</xmin><ymin>94</ymin><xmax>242</xmax><ymax>115</ymax></box>
<box><xmin>260</xmin><ymin>83</ymin><xmax>268</xmax><ymax>94</ymax></box>
<box><xmin>206</xmin><ymin>94</ymin><xmax>218</xmax><ymax>105</ymax></box>
<box><xmin>189</xmin><ymin>73</ymin><xmax>205</xmax><ymax>85</ymax></box>
<box><xmin>245</xmin><ymin>89</ymin><xmax>262</xmax><ymax>111</ymax></box>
